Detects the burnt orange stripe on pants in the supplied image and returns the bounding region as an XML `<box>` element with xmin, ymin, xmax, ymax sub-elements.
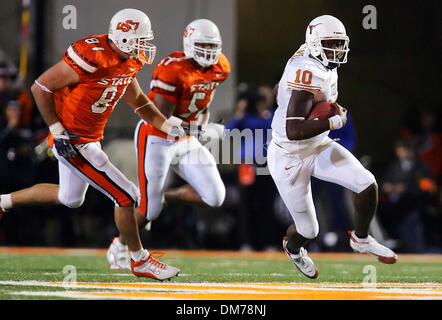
<box><xmin>136</xmin><ymin>122</ymin><xmax>148</xmax><ymax>216</ymax></box>
<box><xmin>67</xmin><ymin>149</ymin><xmax>134</xmax><ymax>207</ymax></box>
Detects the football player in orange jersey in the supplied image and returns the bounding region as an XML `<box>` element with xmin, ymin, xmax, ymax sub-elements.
<box><xmin>0</xmin><ymin>8</ymin><xmax>185</xmax><ymax>280</ymax></box>
<box><xmin>107</xmin><ymin>19</ymin><xmax>231</xmax><ymax>269</ymax></box>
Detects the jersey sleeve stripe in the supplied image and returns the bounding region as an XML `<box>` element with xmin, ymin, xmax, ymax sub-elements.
<box><xmin>288</xmin><ymin>84</ymin><xmax>321</xmax><ymax>91</ymax></box>
<box><xmin>64</xmin><ymin>53</ymin><xmax>90</xmax><ymax>74</ymax></box>
<box><xmin>288</xmin><ymin>84</ymin><xmax>321</xmax><ymax>90</ymax></box>
<box><xmin>288</xmin><ymin>84</ymin><xmax>320</xmax><ymax>92</ymax></box>
<box><xmin>152</xmin><ymin>76</ymin><xmax>176</xmax><ymax>87</ymax></box>
<box><xmin>72</xmin><ymin>43</ymin><xmax>99</xmax><ymax>67</ymax></box>
<box><xmin>287</xmin><ymin>81</ymin><xmax>321</xmax><ymax>89</ymax></box>
<box><xmin>67</xmin><ymin>45</ymin><xmax>97</xmax><ymax>73</ymax></box>
<box><xmin>150</xmin><ymin>79</ymin><xmax>176</xmax><ymax>92</ymax></box>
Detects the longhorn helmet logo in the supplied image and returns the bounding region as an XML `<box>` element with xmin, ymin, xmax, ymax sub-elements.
<box><xmin>308</xmin><ymin>23</ymin><xmax>322</xmax><ymax>34</ymax></box>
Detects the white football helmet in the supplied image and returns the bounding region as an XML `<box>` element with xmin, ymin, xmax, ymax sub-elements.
<box><xmin>305</xmin><ymin>15</ymin><xmax>350</xmax><ymax>68</ymax></box>
<box><xmin>108</xmin><ymin>8</ymin><xmax>157</xmax><ymax>64</ymax></box>
<box><xmin>183</xmin><ymin>19</ymin><xmax>222</xmax><ymax>67</ymax></box>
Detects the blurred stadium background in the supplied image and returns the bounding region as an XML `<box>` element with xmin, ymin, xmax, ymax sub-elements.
<box><xmin>0</xmin><ymin>0</ymin><xmax>440</xmax><ymax>255</ymax></box>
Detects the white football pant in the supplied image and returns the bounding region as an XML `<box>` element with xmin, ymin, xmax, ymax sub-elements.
<box><xmin>52</xmin><ymin>141</ymin><xmax>139</xmax><ymax>208</ymax></box>
<box><xmin>135</xmin><ymin>121</ymin><xmax>225</xmax><ymax>221</ymax></box>
<box><xmin>267</xmin><ymin>138</ymin><xmax>376</xmax><ymax>239</ymax></box>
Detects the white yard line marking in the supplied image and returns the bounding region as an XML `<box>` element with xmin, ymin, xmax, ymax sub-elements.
<box><xmin>7</xmin><ymin>291</ymin><xmax>181</xmax><ymax>300</ymax></box>
<box><xmin>1</xmin><ymin>280</ymin><xmax>441</xmax><ymax>300</ymax></box>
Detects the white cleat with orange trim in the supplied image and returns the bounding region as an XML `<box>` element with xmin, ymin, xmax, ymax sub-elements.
<box><xmin>107</xmin><ymin>237</ymin><xmax>131</xmax><ymax>270</ymax></box>
<box><xmin>283</xmin><ymin>236</ymin><xmax>318</xmax><ymax>279</ymax></box>
<box><xmin>348</xmin><ymin>230</ymin><xmax>398</xmax><ymax>264</ymax></box>
<box><xmin>131</xmin><ymin>250</ymin><xmax>180</xmax><ymax>281</ymax></box>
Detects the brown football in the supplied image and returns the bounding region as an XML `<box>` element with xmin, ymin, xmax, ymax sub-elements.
<box><xmin>307</xmin><ymin>101</ymin><xmax>338</xmax><ymax>120</ymax></box>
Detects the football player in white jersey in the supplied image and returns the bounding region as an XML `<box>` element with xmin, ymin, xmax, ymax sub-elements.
<box><xmin>268</xmin><ymin>15</ymin><xmax>397</xmax><ymax>279</ymax></box>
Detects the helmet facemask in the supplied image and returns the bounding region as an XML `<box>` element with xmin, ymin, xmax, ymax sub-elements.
<box><xmin>318</xmin><ymin>38</ymin><xmax>349</xmax><ymax>68</ymax></box>
<box><xmin>129</xmin><ymin>37</ymin><xmax>157</xmax><ymax>65</ymax></box>
<box><xmin>309</xmin><ymin>37</ymin><xmax>349</xmax><ymax>69</ymax></box>
<box><xmin>188</xmin><ymin>41</ymin><xmax>222</xmax><ymax>67</ymax></box>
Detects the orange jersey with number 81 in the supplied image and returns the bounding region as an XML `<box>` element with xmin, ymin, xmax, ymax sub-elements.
<box><xmin>48</xmin><ymin>34</ymin><xmax>144</xmax><ymax>146</ymax></box>
<box><xmin>144</xmin><ymin>51</ymin><xmax>230</xmax><ymax>138</ymax></box>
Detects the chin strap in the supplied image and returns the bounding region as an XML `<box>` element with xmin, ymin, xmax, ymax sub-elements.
<box><xmin>310</xmin><ymin>54</ymin><xmax>339</xmax><ymax>70</ymax></box>
<box><xmin>325</xmin><ymin>62</ymin><xmax>339</xmax><ymax>70</ymax></box>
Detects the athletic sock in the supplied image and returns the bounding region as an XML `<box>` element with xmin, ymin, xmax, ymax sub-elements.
<box><xmin>130</xmin><ymin>248</ymin><xmax>149</xmax><ymax>262</ymax></box>
<box><xmin>353</xmin><ymin>231</ymin><xmax>368</xmax><ymax>241</ymax></box>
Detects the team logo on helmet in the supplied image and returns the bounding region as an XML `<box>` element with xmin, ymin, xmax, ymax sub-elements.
<box><xmin>308</xmin><ymin>23</ymin><xmax>322</xmax><ymax>34</ymax></box>
<box><xmin>116</xmin><ymin>20</ymin><xmax>140</xmax><ymax>32</ymax></box>
<box><xmin>184</xmin><ymin>27</ymin><xmax>195</xmax><ymax>38</ymax></box>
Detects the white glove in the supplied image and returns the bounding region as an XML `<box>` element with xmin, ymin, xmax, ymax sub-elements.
<box><xmin>199</xmin><ymin>123</ymin><xmax>225</xmax><ymax>144</ymax></box>
<box><xmin>329</xmin><ymin>103</ymin><xmax>347</xmax><ymax>130</ymax></box>
<box><xmin>169</xmin><ymin>125</ymin><xmax>186</xmax><ymax>139</ymax></box>
<box><xmin>160</xmin><ymin>120</ymin><xmax>186</xmax><ymax>139</ymax></box>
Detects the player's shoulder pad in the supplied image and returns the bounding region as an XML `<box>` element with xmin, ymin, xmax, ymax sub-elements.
<box><xmin>152</xmin><ymin>52</ymin><xmax>189</xmax><ymax>81</ymax></box>
<box><xmin>156</xmin><ymin>52</ymin><xmax>190</xmax><ymax>69</ymax></box>
<box><xmin>150</xmin><ymin>52</ymin><xmax>187</xmax><ymax>93</ymax></box>
<box><xmin>65</xmin><ymin>34</ymin><xmax>115</xmax><ymax>74</ymax></box>
<box><xmin>285</xmin><ymin>55</ymin><xmax>328</xmax><ymax>92</ymax></box>
<box><xmin>288</xmin><ymin>55</ymin><xmax>326</xmax><ymax>78</ymax></box>
<box><xmin>213</xmin><ymin>52</ymin><xmax>231</xmax><ymax>75</ymax></box>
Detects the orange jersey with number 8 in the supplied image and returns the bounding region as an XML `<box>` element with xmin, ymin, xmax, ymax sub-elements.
<box><xmin>48</xmin><ymin>34</ymin><xmax>144</xmax><ymax>146</ymax></box>
<box><xmin>144</xmin><ymin>51</ymin><xmax>230</xmax><ymax>138</ymax></box>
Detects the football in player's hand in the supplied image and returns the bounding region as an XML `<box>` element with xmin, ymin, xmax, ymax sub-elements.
<box><xmin>307</xmin><ymin>101</ymin><xmax>338</xmax><ymax>120</ymax></box>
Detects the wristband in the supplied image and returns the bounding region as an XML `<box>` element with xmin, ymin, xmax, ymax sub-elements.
<box><xmin>34</xmin><ymin>80</ymin><xmax>53</xmax><ymax>94</ymax></box>
<box><xmin>168</xmin><ymin>116</ymin><xmax>183</xmax><ymax>126</ymax></box>
<box><xmin>49</xmin><ymin>121</ymin><xmax>65</xmax><ymax>136</ymax></box>
<box><xmin>286</xmin><ymin>117</ymin><xmax>305</xmax><ymax>120</ymax></box>
<box><xmin>160</xmin><ymin>120</ymin><xmax>174</xmax><ymax>135</ymax></box>
<box><xmin>134</xmin><ymin>101</ymin><xmax>154</xmax><ymax>113</ymax></box>
<box><xmin>328</xmin><ymin>115</ymin><xmax>343</xmax><ymax>130</ymax></box>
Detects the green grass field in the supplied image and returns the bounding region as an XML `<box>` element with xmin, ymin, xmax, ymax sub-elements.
<box><xmin>0</xmin><ymin>248</ymin><xmax>441</xmax><ymax>300</ymax></box>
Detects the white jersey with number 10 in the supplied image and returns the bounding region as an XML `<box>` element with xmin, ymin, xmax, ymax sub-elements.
<box><xmin>271</xmin><ymin>44</ymin><xmax>339</xmax><ymax>154</ymax></box>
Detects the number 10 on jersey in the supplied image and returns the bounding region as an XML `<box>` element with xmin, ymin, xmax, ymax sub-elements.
<box><xmin>295</xmin><ymin>69</ymin><xmax>313</xmax><ymax>85</ymax></box>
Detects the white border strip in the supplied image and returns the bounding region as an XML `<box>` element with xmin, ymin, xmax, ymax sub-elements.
<box><xmin>67</xmin><ymin>46</ymin><xmax>97</xmax><ymax>73</ymax></box>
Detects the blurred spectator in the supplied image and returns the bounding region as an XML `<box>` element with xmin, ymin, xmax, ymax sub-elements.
<box><xmin>1</xmin><ymin>62</ymin><xmax>31</xmax><ymax>127</ymax></box>
<box><xmin>0</xmin><ymin>61</ymin><xmax>47</xmax><ymax>141</ymax></box>
<box><xmin>401</xmin><ymin>107</ymin><xmax>441</xmax><ymax>184</ymax></box>
<box><xmin>377</xmin><ymin>139</ymin><xmax>438</xmax><ymax>253</ymax></box>
<box><xmin>226</xmin><ymin>84</ymin><xmax>275</xmax><ymax>165</ymax></box>
<box><xmin>0</xmin><ymin>59</ymin><xmax>50</xmax><ymax>246</ymax></box>
<box><xmin>0</xmin><ymin>60</ymin><xmax>40</xmax><ymax>194</ymax></box>
<box><xmin>0</xmin><ymin>100</ymin><xmax>35</xmax><ymax>189</ymax></box>
<box><xmin>225</xmin><ymin>84</ymin><xmax>284</xmax><ymax>251</ymax></box>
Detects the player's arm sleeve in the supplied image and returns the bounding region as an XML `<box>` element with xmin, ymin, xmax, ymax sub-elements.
<box><xmin>285</xmin><ymin>62</ymin><xmax>325</xmax><ymax>95</ymax></box>
<box><xmin>149</xmin><ymin>64</ymin><xmax>180</xmax><ymax>104</ymax></box>
<box><xmin>62</xmin><ymin>40</ymin><xmax>99</xmax><ymax>79</ymax></box>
